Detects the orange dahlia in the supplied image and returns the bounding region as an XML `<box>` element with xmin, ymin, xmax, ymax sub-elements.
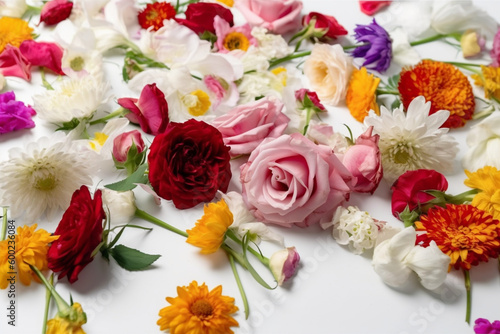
<box><xmin>346</xmin><ymin>67</ymin><xmax>380</xmax><ymax>122</ymax></box>
<box><xmin>138</xmin><ymin>2</ymin><xmax>176</xmax><ymax>31</ymax></box>
<box><xmin>415</xmin><ymin>204</ymin><xmax>500</xmax><ymax>270</ymax></box>
<box><xmin>157</xmin><ymin>281</ymin><xmax>239</xmax><ymax>334</ymax></box>
<box><xmin>398</xmin><ymin>60</ymin><xmax>475</xmax><ymax>128</ymax></box>
<box><xmin>471</xmin><ymin>65</ymin><xmax>500</xmax><ymax>100</ymax></box>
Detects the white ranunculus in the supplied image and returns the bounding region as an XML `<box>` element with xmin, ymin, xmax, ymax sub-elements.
<box><xmin>0</xmin><ymin>0</ymin><xmax>27</xmax><ymax>18</ymax></box>
<box><xmin>462</xmin><ymin>112</ymin><xmax>500</xmax><ymax>172</ymax></box>
<box><xmin>101</xmin><ymin>188</ymin><xmax>137</xmax><ymax>225</ymax></box>
<box><xmin>303</xmin><ymin>44</ymin><xmax>353</xmax><ymax>106</ymax></box>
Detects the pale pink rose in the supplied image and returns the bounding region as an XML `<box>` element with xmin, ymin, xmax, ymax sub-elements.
<box><xmin>235</xmin><ymin>0</ymin><xmax>303</xmax><ymax>34</ymax></box>
<box><xmin>240</xmin><ymin>133</ymin><xmax>353</xmax><ymax>227</ymax></box>
<box><xmin>211</xmin><ymin>96</ymin><xmax>289</xmax><ymax>156</ymax></box>
<box><xmin>342</xmin><ymin>126</ymin><xmax>383</xmax><ymax>194</ymax></box>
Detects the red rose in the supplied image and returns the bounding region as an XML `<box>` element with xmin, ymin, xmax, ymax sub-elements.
<box><xmin>302</xmin><ymin>12</ymin><xmax>348</xmax><ymax>40</ymax></box>
<box><xmin>39</xmin><ymin>0</ymin><xmax>73</xmax><ymax>26</ymax></box>
<box><xmin>391</xmin><ymin>169</ymin><xmax>448</xmax><ymax>219</ymax></box>
<box><xmin>19</xmin><ymin>40</ymin><xmax>64</xmax><ymax>75</ymax></box>
<box><xmin>47</xmin><ymin>186</ymin><xmax>105</xmax><ymax>283</ymax></box>
<box><xmin>174</xmin><ymin>2</ymin><xmax>234</xmax><ymax>35</ymax></box>
<box><xmin>148</xmin><ymin>119</ymin><xmax>232</xmax><ymax>209</ymax></box>
<box><xmin>359</xmin><ymin>1</ymin><xmax>392</xmax><ymax>16</ymax></box>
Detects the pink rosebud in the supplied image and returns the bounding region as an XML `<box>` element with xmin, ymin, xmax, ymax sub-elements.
<box><xmin>40</xmin><ymin>0</ymin><xmax>73</xmax><ymax>26</ymax></box>
<box><xmin>359</xmin><ymin>1</ymin><xmax>391</xmax><ymax>16</ymax></box>
<box><xmin>19</xmin><ymin>40</ymin><xmax>64</xmax><ymax>75</ymax></box>
<box><xmin>0</xmin><ymin>45</ymin><xmax>31</xmax><ymax>81</ymax></box>
<box><xmin>118</xmin><ymin>83</ymin><xmax>170</xmax><ymax>136</ymax></box>
<box><xmin>113</xmin><ymin>130</ymin><xmax>145</xmax><ymax>163</ymax></box>
<box><xmin>269</xmin><ymin>247</ymin><xmax>300</xmax><ymax>285</ymax></box>
<box><xmin>295</xmin><ymin>88</ymin><xmax>326</xmax><ymax>112</ymax></box>
<box><xmin>342</xmin><ymin>126</ymin><xmax>383</xmax><ymax>194</ymax></box>
<box><xmin>302</xmin><ymin>12</ymin><xmax>348</xmax><ymax>40</ymax></box>
<box><xmin>491</xmin><ymin>28</ymin><xmax>500</xmax><ymax>67</ymax></box>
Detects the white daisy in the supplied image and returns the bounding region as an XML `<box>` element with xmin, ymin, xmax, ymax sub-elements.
<box><xmin>33</xmin><ymin>75</ymin><xmax>111</xmax><ymax>124</ymax></box>
<box><xmin>364</xmin><ymin>96</ymin><xmax>459</xmax><ymax>184</ymax></box>
<box><xmin>0</xmin><ymin>132</ymin><xmax>98</xmax><ymax>223</ymax></box>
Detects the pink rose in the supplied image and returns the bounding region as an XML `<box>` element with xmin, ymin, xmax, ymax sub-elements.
<box><xmin>19</xmin><ymin>40</ymin><xmax>64</xmax><ymax>75</ymax></box>
<box><xmin>0</xmin><ymin>45</ymin><xmax>31</xmax><ymax>81</ymax></box>
<box><xmin>342</xmin><ymin>126</ymin><xmax>383</xmax><ymax>194</ymax></box>
<box><xmin>39</xmin><ymin>0</ymin><xmax>73</xmax><ymax>26</ymax></box>
<box><xmin>236</xmin><ymin>0</ymin><xmax>303</xmax><ymax>34</ymax></box>
<box><xmin>211</xmin><ymin>97</ymin><xmax>289</xmax><ymax>156</ymax></box>
<box><xmin>113</xmin><ymin>130</ymin><xmax>145</xmax><ymax>163</ymax></box>
<box><xmin>240</xmin><ymin>133</ymin><xmax>353</xmax><ymax>227</ymax></box>
<box><xmin>491</xmin><ymin>28</ymin><xmax>500</xmax><ymax>67</ymax></box>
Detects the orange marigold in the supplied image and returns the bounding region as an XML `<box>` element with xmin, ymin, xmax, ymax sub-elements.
<box><xmin>157</xmin><ymin>281</ymin><xmax>239</xmax><ymax>334</ymax></box>
<box><xmin>346</xmin><ymin>67</ymin><xmax>380</xmax><ymax>122</ymax></box>
<box><xmin>415</xmin><ymin>204</ymin><xmax>500</xmax><ymax>270</ymax></box>
<box><xmin>471</xmin><ymin>65</ymin><xmax>500</xmax><ymax>100</ymax></box>
<box><xmin>138</xmin><ymin>2</ymin><xmax>176</xmax><ymax>31</ymax></box>
<box><xmin>0</xmin><ymin>17</ymin><xmax>33</xmax><ymax>53</ymax></box>
<box><xmin>398</xmin><ymin>60</ymin><xmax>475</xmax><ymax>128</ymax></box>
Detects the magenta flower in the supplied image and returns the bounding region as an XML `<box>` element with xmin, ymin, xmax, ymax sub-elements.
<box><xmin>474</xmin><ymin>318</ymin><xmax>500</xmax><ymax>334</ymax></box>
<box><xmin>20</xmin><ymin>40</ymin><xmax>65</xmax><ymax>75</ymax></box>
<box><xmin>491</xmin><ymin>28</ymin><xmax>500</xmax><ymax>67</ymax></box>
<box><xmin>351</xmin><ymin>19</ymin><xmax>392</xmax><ymax>72</ymax></box>
<box><xmin>0</xmin><ymin>91</ymin><xmax>36</xmax><ymax>134</ymax></box>
<box><xmin>0</xmin><ymin>45</ymin><xmax>31</xmax><ymax>81</ymax></box>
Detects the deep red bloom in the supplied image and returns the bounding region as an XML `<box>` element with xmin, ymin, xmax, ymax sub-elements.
<box><xmin>0</xmin><ymin>45</ymin><xmax>31</xmax><ymax>81</ymax></box>
<box><xmin>19</xmin><ymin>40</ymin><xmax>64</xmax><ymax>75</ymax></box>
<box><xmin>138</xmin><ymin>2</ymin><xmax>177</xmax><ymax>31</ymax></box>
<box><xmin>302</xmin><ymin>12</ymin><xmax>347</xmax><ymax>40</ymax></box>
<box><xmin>47</xmin><ymin>186</ymin><xmax>105</xmax><ymax>283</ymax></box>
<box><xmin>118</xmin><ymin>83</ymin><xmax>169</xmax><ymax>136</ymax></box>
<box><xmin>391</xmin><ymin>169</ymin><xmax>448</xmax><ymax>219</ymax></box>
<box><xmin>148</xmin><ymin>119</ymin><xmax>232</xmax><ymax>209</ymax></box>
<box><xmin>359</xmin><ymin>1</ymin><xmax>392</xmax><ymax>16</ymax></box>
<box><xmin>39</xmin><ymin>0</ymin><xmax>73</xmax><ymax>26</ymax></box>
<box><xmin>174</xmin><ymin>2</ymin><xmax>233</xmax><ymax>35</ymax></box>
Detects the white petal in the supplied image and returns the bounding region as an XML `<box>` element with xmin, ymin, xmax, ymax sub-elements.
<box><xmin>405</xmin><ymin>241</ymin><xmax>450</xmax><ymax>290</ymax></box>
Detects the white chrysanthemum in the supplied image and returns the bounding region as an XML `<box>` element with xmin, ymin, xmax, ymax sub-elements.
<box><xmin>0</xmin><ymin>132</ymin><xmax>98</xmax><ymax>223</ymax></box>
<box><xmin>364</xmin><ymin>96</ymin><xmax>458</xmax><ymax>184</ymax></box>
<box><xmin>33</xmin><ymin>75</ymin><xmax>111</xmax><ymax>124</ymax></box>
<box><xmin>322</xmin><ymin>206</ymin><xmax>384</xmax><ymax>255</ymax></box>
<box><xmin>251</xmin><ymin>27</ymin><xmax>291</xmax><ymax>60</ymax></box>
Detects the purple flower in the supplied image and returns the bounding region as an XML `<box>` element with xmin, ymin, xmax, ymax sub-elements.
<box><xmin>474</xmin><ymin>318</ymin><xmax>500</xmax><ymax>334</ymax></box>
<box><xmin>352</xmin><ymin>19</ymin><xmax>392</xmax><ymax>72</ymax></box>
<box><xmin>0</xmin><ymin>91</ymin><xmax>36</xmax><ymax>134</ymax></box>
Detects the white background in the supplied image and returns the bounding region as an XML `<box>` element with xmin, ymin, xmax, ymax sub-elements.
<box><xmin>1</xmin><ymin>1</ymin><xmax>500</xmax><ymax>334</ymax></box>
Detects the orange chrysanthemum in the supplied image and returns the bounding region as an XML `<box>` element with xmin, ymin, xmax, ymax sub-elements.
<box><xmin>0</xmin><ymin>17</ymin><xmax>34</xmax><ymax>53</ymax></box>
<box><xmin>186</xmin><ymin>199</ymin><xmax>233</xmax><ymax>254</ymax></box>
<box><xmin>0</xmin><ymin>224</ymin><xmax>59</xmax><ymax>289</ymax></box>
<box><xmin>398</xmin><ymin>60</ymin><xmax>475</xmax><ymax>128</ymax></box>
<box><xmin>346</xmin><ymin>67</ymin><xmax>380</xmax><ymax>122</ymax></box>
<box><xmin>415</xmin><ymin>204</ymin><xmax>500</xmax><ymax>270</ymax></box>
<box><xmin>471</xmin><ymin>65</ymin><xmax>500</xmax><ymax>100</ymax></box>
<box><xmin>464</xmin><ymin>166</ymin><xmax>500</xmax><ymax>221</ymax></box>
<box><xmin>138</xmin><ymin>2</ymin><xmax>176</xmax><ymax>31</ymax></box>
<box><xmin>157</xmin><ymin>281</ymin><xmax>239</xmax><ymax>334</ymax></box>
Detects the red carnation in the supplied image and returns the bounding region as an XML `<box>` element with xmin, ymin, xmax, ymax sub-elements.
<box><xmin>138</xmin><ymin>2</ymin><xmax>177</xmax><ymax>31</ymax></box>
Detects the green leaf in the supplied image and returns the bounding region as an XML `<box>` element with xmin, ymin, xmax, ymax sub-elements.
<box><xmin>55</xmin><ymin>118</ymin><xmax>81</xmax><ymax>131</ymax></box>
<box><xmin>110</xmin><ymin>244</ymin><xmax>161</xmax><ymax>271</ymax></box>
<box><xmin>104</xmin><ymin>163</ymin><xmax>148</xmax><ymax>191</ymax></box>
<box><xmin>387</xmin><ymin>73</ymin><xmax>400</xmax><ymax>91</ymax></box>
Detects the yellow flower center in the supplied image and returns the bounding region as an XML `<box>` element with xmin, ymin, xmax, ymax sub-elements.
<box><xmin>70</xmin><ymin>56</ymin><xmax>85</xmax><ymax>71</ymax></box>
<box><xmin>191</xmin><ymin>299</ymin><xmax>214</xmax><ymax>318</ymax></box>
<box><xmin>30</xmin><ymin>159</ymin><xmax>58</xmax><ymax>191</ymax></box>
<box><xmin>0</xmin><ymin>17</ymin><xmax>34</xmax><ymax>53</ymax></box>
<box><xmin>271</xmin><ymin>67</ymin><xmax>287</xmax><ymax>86</ymax></box>
<box><xmin>223</xmin><ymin>32</ymin><xmax>250</xmax><ymax>51</ymax></box>
<box><xmin>183</xmin><ymin>90</ymin><xmax>211</xmax><ymax>116</ymax></box>
<box><xmin>89</xmin><ymin>132</ymin><xmax>109</xmax><ymax>151</ymax></box>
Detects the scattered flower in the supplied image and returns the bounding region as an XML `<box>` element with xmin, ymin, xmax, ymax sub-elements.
<box><xmin>269</xmin><ymin>247</ymin><xmax>300</xmax><ymax>285</ymax></box>
<box><xmin>19</xmin><ymin>40</ymin><xmax>65</xmax><ymax>75</ymax></box>
<box><xmin>359</xmin><ymin>1</ymin><xmax>391</xmax><ymax>16</ymax></box>
<box><xmin>46</xmin><ymin>302</ymin><xmax>87</xmax><ymax>334</ymax></box>
<box><xmin>364</xmin><ymin>96</ymin><xmax>458</xmax><ymax>184</ymax></box>
<box><xmin>0</xmin><ymin>91</ymin><xmax>36</xmax><ymax>134</ymax></box>
<box><xmin>462</xmin><ymin>112</ymin><xmax>500</xmax><ymax>171</ymax></box>
<box><xmin>301</xmin><ymin>12</ymin><xmax>348</xmax><ymax>41</ymax></box>
<box><xmin>175</xmin><ymin>2</ymin><xmax>233</xmax><ymax>35</ymax></box>
<box><xmin>352</xmin><ymin>19</ymin><xmax>392</xmax><ymax>72</ymax></box>
<box><xmin>101</xmin><ymin>188</ymin><xmax>137</xmax><ymax>226</ymax></box>
<box><xmin>464</xmin><ymin>166</ymin><xmax>500</xmax><ymax>221</ymax></box>
<box><xmin>0</xmin><ymin>16</ymin><xmax>33</xmax><ymax>53</ymax></box>
<box><xmin>345</xmin><ymin>66</ymin><xmax>380</xmax><ymax>122</ymax></box>
<box><xmin>112</xmin><ymin>130</ymin><xmax>146</xmax><ymax>174</ymax></box>
<box><xmin>137</xmin><ymin>1</ymin><xmax>176</xmax><ymax>31</ymax></box>
<box><xmin>236</xmin><ymin>0</ymin><xmax>303</xmax><ymax>34</ymax></box>
<box><xmin>40</xmin><ymin>0</ymin><xmax>73</xmax><ymax>26</ymax></box>
<box><xmin>474</xmin><ymin>318</ymin><xmax>500</xmax><ymax>334</ymax></box>
<box><xmin>157</xmin><ymin>281</ymin><xmax>239</xmax><ymax>334</ymax></box>
<box><xmin>398</xmin><ymin>60</ymin><xmax>475</xmax><ymax>128</ymax></box>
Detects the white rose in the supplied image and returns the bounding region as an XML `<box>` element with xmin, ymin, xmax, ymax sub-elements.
<box><xmin>101</xmin><ymin>189</ymin><xmax>137</xmax><ymax>225</ymax></box>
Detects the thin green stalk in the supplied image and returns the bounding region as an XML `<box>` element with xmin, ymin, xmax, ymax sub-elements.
<box><xmin>89</xmin><ymin>107</ymin><xmax>128</xmax><ymax>125</ymax></box>
<box><xmin>40</xmin><ymin>68</ymin><xmax>54</xmax><ymax>90</ymax></box>
<box><xmin>376</xmin><ymin>89</ymin><xmax>399</xmax><ymax>95</ymax></box>
<box><xmin>463</xmin><ymin>269</ymin><xmax>471</xmax><ymax>324</ymax></box>
<box><xmin>225</xmin><ymin>229</ymin><xmax>270</xmax><ymax>266</ymax></box>
<box><xmin>42</xmin><ymin>274</ymin><xmax>54</xmax><ymax>334</ymax></box>
<box><xmin>228</xmin><ymin>254</ymin><xmax>250</xmax><ymax>319</ymax></box>
<box><xmin>30</xmin><ymin>265</ymin><xmax>69</xmax><ymax>313</ymax></box>
<box><xmin>342</xmin><ymin>44</ymin><xmax>360</xmax><ymax>50</ymax></box>
<box><xmin>0</xmin><ymin>207</ymin><xmax>7</xmax><ymax>241</ymax></box>
<box><xmin>135</xmin><ymin>209</ymin><xmax>188</xmax><ymax>238</ymax></box>
<box><xmin>410</xmin><ymin>34</ymin><xmax>448</xmax><ymax>47</ymax></box>
<box><xmin>302</xmin><ymin>108</ymin><xmax>313</xmax><ymax>135</ymax></box>
<box><xmin>269</xmin><ymin>51</ymin><xmax>311</xmax><ymax>68</ymax></box>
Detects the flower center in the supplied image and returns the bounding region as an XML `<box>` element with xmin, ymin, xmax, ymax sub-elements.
<box><xmin>223</xmin><ymin>32</ymin><xmax>250</xmax><ymax>51</ymax></box>
<box><xmin>389</xmin><ymin>141</ymin><xmax>414</xmax><ymax>164</ymax></box>
<box><xmin>70</xmin><ymin>56</ymin><xmax>85</xmax><ymax>71</ymax></box>
<box><xmin>190</xmin><ymin>299</ymin><xmax>213</xmax><ymax>318</ymax></box>
<box><xmin>271</xmin><ymin>67</ymin><xmax>287</xmax><ymax>86</ymax></box>
<box><xmin>183</xmin><ymin>90</ymin><xmax>211</xmax><ymax>116</ymax></box>
<box><xmin>30</xmin><ymin>158</ymin><xmax>58</xmax><ymax>191</ymax></box>
<box><xmin>450</xmin><ymin>226</ymin><xmax>478</xmax><ymax>249</ymax></box>
<box><xmin>89</xmin><ymin>132</ymin><xmax>109</xmax><ymax>151</ymax></box>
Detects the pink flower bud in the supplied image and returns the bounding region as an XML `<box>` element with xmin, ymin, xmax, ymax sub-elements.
<box><xmin>40</xmin><ymin>0</ymin><xmax>73</xmax><ymax>26</ymax></box>
<box><xmin>295</xmin><ymin>88</ymin><xmax>326</xmax><ymax>112</ymax></box>
<box><xmin>113</xmin><ymin>130</ymin><xmax>145</xmax><ymax>163</ymax></box>
<box><xmin>269</xmin><ymin>247</ymin><xmax>300</xmax><ymax>285</ymax></box>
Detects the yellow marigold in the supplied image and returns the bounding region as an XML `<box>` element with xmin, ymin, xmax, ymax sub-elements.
<box><xmin>0</xmin><ymin>224</ymin><xmax>59</xmax><ymax>289</ymax></box>
<box><xmin>0</xmin><ymin>17</ymin><xmax>34</xmax><ymax>53</ymax></box>
<box><xmin>46</xmin><ymin>303</ymin><xmax>87</xmax><ymax>334</ymax></box>
<box><xmin>346</xmin><ymin>67</ymin><xmax>380</xmax><ymax>122</ymax></box>
<box><xmin>464</xmin><ymin>166</ymin><xmax>500</xmax><ymax>221</ymax></box>
<box><xmin>471</xmin><ymin>65</ymin><xmax>500</xmax><ymax>100</ymax></box>
<box><xmin>398</xmin><ymin>60</ymin><xmax>475</xmax><ymax>128</ymax></box>
<box><xmin>186</xmin><ymin>199</ymin><xmax>233</xmax><ymax>254</ymax></box>
<box><xmin>157</xmin><ymin>281</ymin><xmax>239</xmax><ymax>334</ymax></box>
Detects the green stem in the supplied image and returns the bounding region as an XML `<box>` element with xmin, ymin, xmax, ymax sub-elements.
<box><xmin>0</xmin><ymin>207</ymin><xmax>7</xmax><ymax>241</ymax></box>
<box><xmin>302</xmin><ymin>108</ymin><xmax>313</xmax><ymax>136</ymax></box>
<box><xmin>228</xmin><ymin>254</ymin><xmax>250</xmax><ymax>319</ymax></box>
<box><xmin>410</xmin><ymin>34</ymin><xmax>449</xmax><ymax>47</ymax></box>
<box><xmin>30</xmin><ymin>265</ymin><xmax>69</xmax><ymax>313</ymax></box>
<box><xmin>446</xmin><ymin>189</ymin><xmax>478</xmax><ymax>204</ymax></box>
<box><xmin>376</xmin><ymin>89</ymin><xmax>399</xmax><ymax>95</ymax></box>
<box><xmin>343</xmin><ymin>44</ymin><xmax>361</xmax><ymax>50</ymax></box>
<box><xmin>225</xmin><ymin>229</ymin><xmax>270</xmax><ymax>266</ymax></box>
<box><xmin>463</xmin><ymin>269</ymin><xmax>471</xmax><ymax>324</ymax></box>
<box><xmin>134</xmin><ymin>209</ymin><xmax>188</xmax><ymax>238</ymax></box>
<box><xmin>40</xmin><ymin>68</ymin><xmax>54</xmax><ymax>90</ymax></box>
<box><xmin>269</xmin><ymin>51</ymin><xmax>311</xmax><ymax>68</ymax></box>
<box><xmin>42</xmin><ymin>274</ymin><xmax>54</xmax><ymax>334</ymax></box>
<box><xmin>89</xmin><ymin>107</ymin><xmax>128</xmax><ymax>125</ymax></box>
